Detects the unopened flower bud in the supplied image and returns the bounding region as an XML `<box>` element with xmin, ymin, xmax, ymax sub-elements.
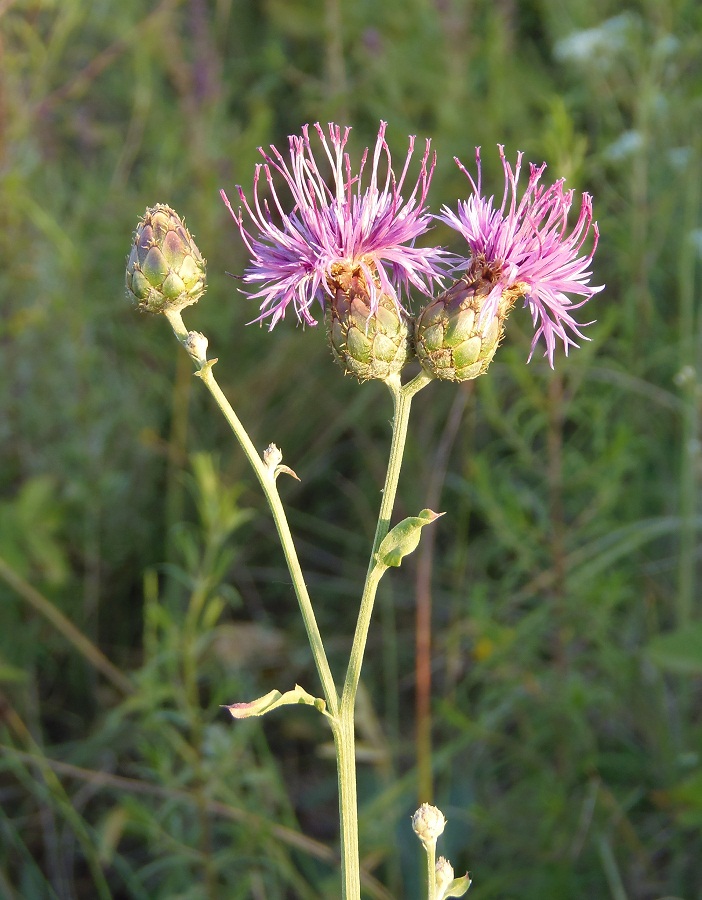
<box><xmin>435</xmin><ymin>856</ymin><xmax>455</xmax><ymax>896</ymax></box>
<box><xmin>263</xmin><ymin>443</ymin><xmax>300</xmax><ymax>482</ymax></box>
<box><xmin>263</xmin><ymin>444</ymin><xmax>283</xmax><ymax>470</ymax></box>
<box><xmin>184</xmin><ymin>331</ymin><xmax>209</xmax><ymax>366</ymax></box>
<box><xmin>415</xmin><ymin>267</ymin><xmax>524</xmax><ymax>382</ymax></box>
<box><xmin>126</xmin><ymin>204</ymin><xmax>206</xmax><ymax>315</ymax></box>
<box><xmin>326</xmin><ymin>264</ymin><xmax>413</xmax><ymax>383</ymax></box>
<box><xmin>412</xmin><ymin>802</ymin><xmax>446</xmax><ymax>847</ymax></box>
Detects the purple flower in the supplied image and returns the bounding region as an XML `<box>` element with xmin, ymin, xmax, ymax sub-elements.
<box><xmin>438</xmin><ymin>146</ymin><xmax>603</xmax><ymax>366</ymax></box>
<box><xmin>221</xmin><ymin>122</ymin><xmax>446</xmax><ymax>327</ymax></box>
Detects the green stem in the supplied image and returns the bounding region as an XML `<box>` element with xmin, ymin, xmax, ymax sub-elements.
<box><xmin>333</xmin><ymin>712</ymin><xmax>361</xmax><ymax>899</ymax></box>
<box><xmin>342</xmin><ymin>370</ymin><xmax>433</xmax><ymax>711</ymax></box>
<box><xmin>425</xmin><ymin>840</ymin><xmax>437</xmax><ymax>900</ymax></box>
<box><xmin>166</xmin><ymin>310</ymin><xmax>339</xmax><ymax>716</ymax></box>
<box><xmin>168</xmin><ymin>308</ymin><xmax>434</xmax><ymax>899</ymax></box>
<box><xmin>335</xmin><ymin>369</ymin><xmax>433</xmax><ymax>900</ymax></box>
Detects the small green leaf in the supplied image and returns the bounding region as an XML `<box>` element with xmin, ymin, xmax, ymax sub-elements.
<box><xmin>376</xmin><ymin>509</ymin><xmax>445</xmax><ymax>569</ymax></box>
<box><xmin>646</xmin><ymin>622</ymin><xmax>702</xmax><ymax>675</ymax></box>
<box><xmin>441</xmin><ymin>873</ymin><xmax>472</xmax><ymax>897</ymax></box>
<box><xmin>222</xmin><ymin>684</ymin><xmax>327</xmax><ymax>719</ymax></box>
<box><xmin>0</xmin><ymin>660</ymin><xmax>29</xmax><ymax>684</ymax></box>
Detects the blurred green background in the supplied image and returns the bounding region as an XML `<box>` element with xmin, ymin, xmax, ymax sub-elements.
<box><xmin>1</xmin><ymin>0</ymin><xmax>701</xmax><ymax>897</ymax></box>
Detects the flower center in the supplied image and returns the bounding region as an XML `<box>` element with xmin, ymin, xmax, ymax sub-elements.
<box><xmin>327</xmin><ymin>259</ymin><xmax>377</xmax><ymax>297</ymax></box>
<box><xmin>463</xmin><ymin>253</ymin><xmax>504</xmax><ymax>292</ymax></box>
<box><xmin>462</xmin><ymin>254</ymin><xmax>528</xmax><ymax>315</ymax></box>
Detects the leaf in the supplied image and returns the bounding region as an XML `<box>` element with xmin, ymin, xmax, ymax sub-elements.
<box><xmin>646</xmin><ymin>622</ymin><xmax>702</xmax><ymax>675</ymax></box>
<box><xmin>98</xmin><ymin>806</ymin><xmax>130</xmax><ymax>865</ymax></box>
<box><xmin>653</xmin><ymin>770</ymin><xmax>702</xmax><ymax>828</ymax></box>
<box><xmin>375</xmin><ymin>509</ymin><xmax>445</xmax><ymax>569</ymax></box>
<box><xmin>441</xmin><ymin>873</ymin><xmax>472</xmax><ymax>897</ymax></box>
<box><xmin>0</xmin><ymin>660</ymin><xmax>28</xmax><ymax>684</ymax></box>
<box><xmin>222</xmin><ymin>684</ymin><xmax>327</xmax><ymax>719</ymax></box>
<box><xmin>0</xmin><ymin>475</ymin><xmax>69</xmax><ymax>585</ymax></box>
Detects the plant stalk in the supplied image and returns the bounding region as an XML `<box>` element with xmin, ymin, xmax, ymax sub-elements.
<box><xmin>169</xmin><ymin>307</ymin><xmax>433</xmax><ymax>899</ymax></box>
<box><xmin>166</xmin><ymin>310</ymin><xmax>339</xmax><ymax>716</ymax></box>
<box><xmin>335</xmin><ymin>369</ymin><xmax>433</xmax><ymax>900</ymax></box>
<box><xmin>341</xmin><ymin>370</ymin><xmax>433</xmax><ymax>712</ymax></box>
<box><xmin>333</xmin><ymin>711</ymin><xmax>361</xmax><ymax>899</ymax></box>
<box><xmin>425</xmin><ymin>840</ymin><xmax>437</xmax><ymax>900</ymax></box>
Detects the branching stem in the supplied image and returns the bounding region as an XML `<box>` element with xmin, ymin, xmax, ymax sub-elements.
<box><xmin>167</xmin><ymin>308</ymin><xmax>433</xmax><ymax>899</ymax></box>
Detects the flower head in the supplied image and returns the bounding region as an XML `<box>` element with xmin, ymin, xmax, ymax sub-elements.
<box><xmin>438</xmin><ymin>146</ymin><xmax>603</xmax><ymax>366</ymax></box>
<box><xmin>435</xmin><ymin>856</ymin><xmax>455</xmax><ymax>892</ymax></box>
<box><xmin>411</xmin><ymin>802</ymin><xmax>447</xmax><ymax>847</ymax></box>
<box><xmin>221</xmin><ymin>122</ymin><xmax>446</xmax><ymax>328</ymax></box>
<box><xmin>126</xmin><ymin>204</ymin><xmax>206</xmax><ymax>315</ymax></box>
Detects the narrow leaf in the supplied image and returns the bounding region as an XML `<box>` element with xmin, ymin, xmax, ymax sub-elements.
<box><xmin>376</xmin><ymin>509</ymin><xmax>445</xmax><ymax>568</ymax></box>
<box><xmin>646</xmin><ymin>622</ymin><xmax>702</xmax><ymax>675</ymax></box>
<box><xmin>223</xmin><ymin>684</ymin><xmax>326</xmax><ymax>719</ymax></box>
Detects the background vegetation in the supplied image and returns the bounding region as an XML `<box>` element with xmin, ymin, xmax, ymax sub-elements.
<box><xmin>1</xmin><ymin>0</ymin><xmax>701</xmax><ymax>897</ymax></box>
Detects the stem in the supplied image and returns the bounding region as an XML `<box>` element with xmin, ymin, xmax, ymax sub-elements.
<box><xmin>425</xmin><ymin>841</ymin><xmax>437</xmax><ymax>900</ymax></box>
<box><xmin>335</xmin><ymin>369</ymin><xmax>433</xmax><ymax>900</ymax></box>
<box><xmin>201</xmin><ymin>365</ymin><xmax>339</xmax><ymax>714</ymax></box>
<box><xmin>168</xmin><ymin>308</ymin><xmax>433</xmax><ymax>899</ymax></box>
<box><xmin>333</xmin><ymin>713</ymin><xmax>361</xmax><ymax>899</ymax></box>
<box><xmin>341</xmin><ymin>370</ymin><xmax>433</xmax><ymax>711</ymax></box>
<box><xmin>166</xmin><ymin>310</ymin><xmax>339</xmax><ymax>715</ymax></box>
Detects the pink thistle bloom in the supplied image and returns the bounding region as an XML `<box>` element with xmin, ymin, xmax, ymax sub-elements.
<box><xmin>438</xmin><ymin>146</ymin><xmax>603</xmax><ymax>366</ymax></box>
<box><xmin>221</xmin><ymin>122</ymin><xmax>446</xmax><ymax>327</ymax></box>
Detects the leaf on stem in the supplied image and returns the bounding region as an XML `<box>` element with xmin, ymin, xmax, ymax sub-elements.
<box><xmin>376</xmin><ymin>509</ymin><xmax>445</xmax><ymax>569</ymax></box>
<box><xmin>222</xmin><ymin>684</ymin><xmax>327</xmax><ymax>719</ymax></box>
<box><xmin>440</xmin><ymin>873</ymin><xmax>472</xmax><ymax>898</ymax></box>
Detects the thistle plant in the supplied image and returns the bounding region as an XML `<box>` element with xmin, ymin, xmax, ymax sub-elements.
<box><xmin>126</xmin><ymin>121</ymin><xmax>602</xmax><ymax>899</ymax></box>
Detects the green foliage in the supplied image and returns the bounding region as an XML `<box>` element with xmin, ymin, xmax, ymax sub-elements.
<box><xmin>376</xmin><ymin>510</ymin><xmax>445</xmax><ymax>569</ymax></box>
<box><xmin>1</xmin><ymin>0</ymin><xmax>702</xmax><ymax>897</ymax></box>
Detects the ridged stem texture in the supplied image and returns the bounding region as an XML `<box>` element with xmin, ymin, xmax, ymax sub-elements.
<box><xmin>335</xmin><ymin>369</ymin><xmax>433</xmax><ymax>899</ymax></box>
<box><xmin>167</xmin><ymin>309</ymin><xmax>433</xmax><ymax>899</ymax></box>
<box><xmin>165</xmin><ymin>310</ymin><xmax>339</xmax><ymax>716</ymax></box>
